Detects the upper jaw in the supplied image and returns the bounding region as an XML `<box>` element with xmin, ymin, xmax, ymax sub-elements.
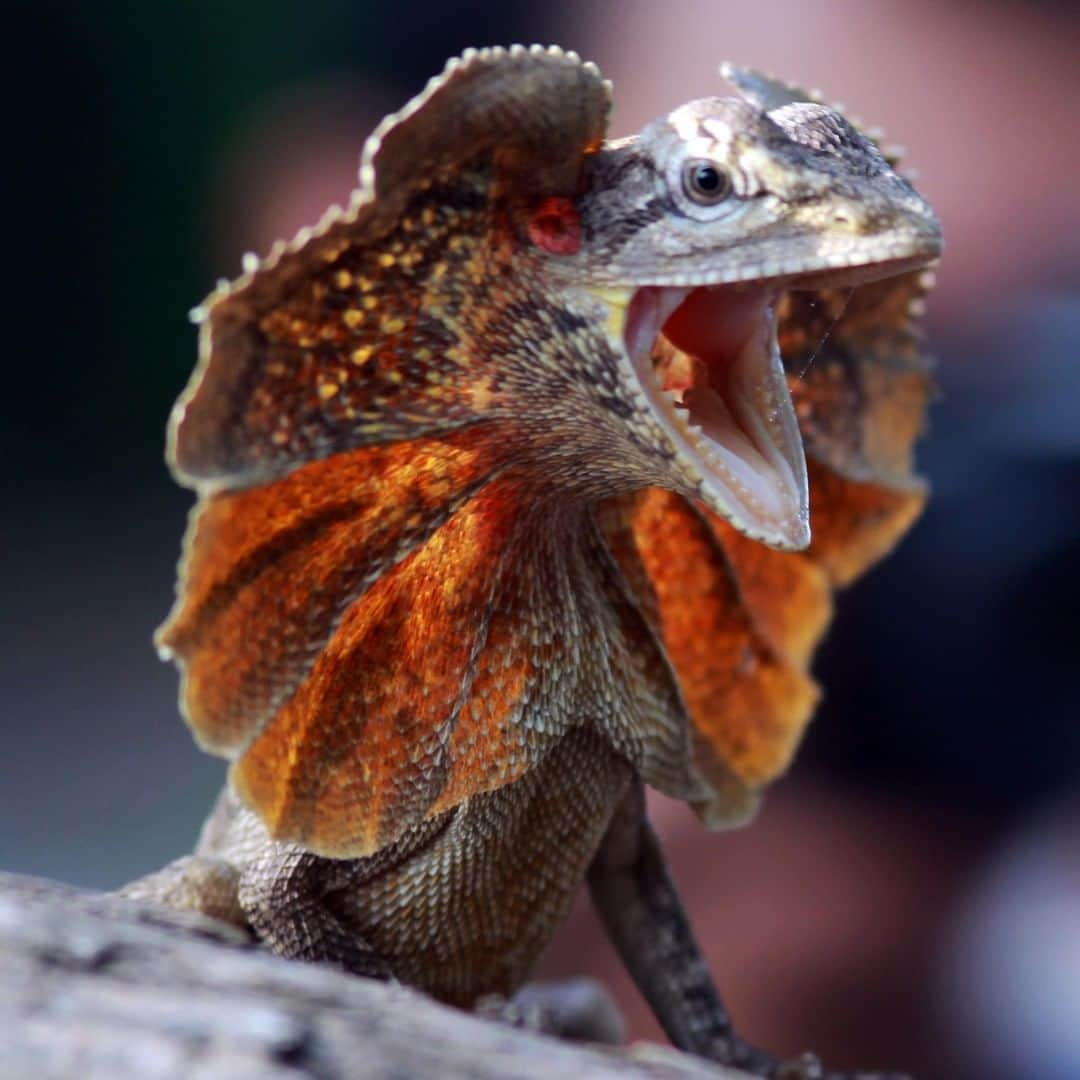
<box><xmin>599</xmin><ymin>225</ymin><xmax>942</xmax><ymax>291</ymax></box>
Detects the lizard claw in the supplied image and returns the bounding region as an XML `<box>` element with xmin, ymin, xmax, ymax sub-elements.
<box><xmin>775</xmin><ymin>1052</ymin><xmax>826</xmax><ymax>1080</ymax></box>
<box><xmin>776</xmin><ymin>1052</ymin><xmax>910</xmax><ymax>1080</ymax></box>
<box><xmin>474</xmin><ymin>978</ymin><xmax>625</xmax><ymax>1045</ymax></box>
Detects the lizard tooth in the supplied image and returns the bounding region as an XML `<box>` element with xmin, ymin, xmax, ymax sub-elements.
<box><xmin>241</xmin><ymin>252</ymin><xmax>259</xmax><ymax>274</ymax></box>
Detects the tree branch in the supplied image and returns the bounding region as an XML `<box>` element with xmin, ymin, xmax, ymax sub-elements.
<box><xmin>0</xmin><ymin>871</ymin><xmax>752</xmax><ymax>1079</ymax></box>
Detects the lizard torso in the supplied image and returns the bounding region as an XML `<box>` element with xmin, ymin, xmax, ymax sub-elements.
<box><xmin>198</xmin><ymin>728</ymin><xmax>632</xmax><ymax>1002</ymax></box>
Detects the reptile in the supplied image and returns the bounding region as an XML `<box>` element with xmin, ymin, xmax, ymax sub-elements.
<box><xmin>124</xmin><ymin>46</ymin><xmax>942</xmax><ymax>1079</ymax></box>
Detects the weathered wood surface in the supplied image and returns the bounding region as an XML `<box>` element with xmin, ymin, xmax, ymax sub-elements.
<box><xmin>0</xmin><ymin>871</ymin><xmax>749</xmax><ymax>1079</ymax></box>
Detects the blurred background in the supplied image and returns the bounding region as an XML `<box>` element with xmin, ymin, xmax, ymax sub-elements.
<box><xmin>5</xmin><ymin>3</ymin><xmax>1079</xmax><ymax>1078</ymax></box>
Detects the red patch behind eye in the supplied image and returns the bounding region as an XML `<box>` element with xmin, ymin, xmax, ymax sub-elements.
<box><xmin>527</xmin><ymin>196</ymin><xmax>582</xmax><ymax>255</ymax></box>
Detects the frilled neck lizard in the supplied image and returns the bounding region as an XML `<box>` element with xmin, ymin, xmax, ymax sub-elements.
<box><xmin>124</xmin><ymin>46</ymin><xmax>942</xmax><ymax>1079</ymax></box>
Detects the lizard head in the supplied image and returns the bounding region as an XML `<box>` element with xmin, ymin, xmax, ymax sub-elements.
<box><xmin>545</xmin><ymin>91</ymin><xmax>941</xmax><ymax>550</ymax></box>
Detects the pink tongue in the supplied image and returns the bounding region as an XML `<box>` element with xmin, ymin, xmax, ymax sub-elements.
<box><xmin>661</xmin><ymin>287</ymin><xmax>765</xmax><ymax>384</ymax></box>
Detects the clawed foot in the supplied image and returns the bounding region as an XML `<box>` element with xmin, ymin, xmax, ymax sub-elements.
<box><xmin>474</xmin><ymin>977</ymin><xmax>625</xmax><ymax>1045</ymax></box>
<box><xmin>473</xmin><ymin>986</ymin><xmax>908</xmax><ymax>1080</ymax></box>
<box><xmin>775</xmin><ymin>1051</ymin><xmax>910</xmax><ymax>1080</ymax></box>
<box><xmin>716</xmin><ymin>1043</ymin><xmax>909</xmax><ymax>1080</ymax></box>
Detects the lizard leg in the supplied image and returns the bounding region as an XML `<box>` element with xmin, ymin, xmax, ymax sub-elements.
<box><xmin>587</xmin><ymin>782</ymin><xmax>906</xmax><ymax>1080</ymax></box>
<box><xmin>587</xmin><ymin>779</ymin><xmax>777</xmax><ymax>1073</ymax></box>
<box><xmin>117</xmin><ymin>854</ymin><xmax>247</xmax><ymax>927</ymax></box>
<box><xmin>236</xmin><ymin>845</ymin><xmax>392</xmax><ymax>980</ymax></box>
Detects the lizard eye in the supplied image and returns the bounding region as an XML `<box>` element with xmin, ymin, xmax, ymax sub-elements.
<box><xmin>682</xmin><ymin>160</ymin><xmax>732</xmax><ymax>204</ymax></box>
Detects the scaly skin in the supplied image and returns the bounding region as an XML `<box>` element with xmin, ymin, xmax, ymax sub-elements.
<box><xmin>126</xmin><ymin>46</ymin><xmax>941</xmax><ymax>1079</ymax></box>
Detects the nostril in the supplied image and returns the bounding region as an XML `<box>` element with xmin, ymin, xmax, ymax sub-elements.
<box><xmin>833</xmin><ymin>210</ymin><xmax>854</xmax><ymax>227</ymax></box>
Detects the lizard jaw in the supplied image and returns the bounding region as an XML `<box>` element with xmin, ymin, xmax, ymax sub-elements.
<box><xmin>624</xmin><ymin>285</ymin><xmax>809</xmax><ymax>550</ymax></box>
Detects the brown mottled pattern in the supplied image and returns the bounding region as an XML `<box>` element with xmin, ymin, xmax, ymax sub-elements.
<box><xmin>160</xmin><ymin>41</ymin><xmax>938</xmax><ymax>851</ymax></box>
<box><xmin>182</xmin><ymin>165</ymin><xmax>562</xmax><ymax>486</ymax></box>
<box><xmin>172</xmin><ymin>48</ymin><xmax>612</xmax><ymax>488</ymax></box>
<box><xmin>227</xmin><ymin>473</ymin><xmax>702</xmax><ymax>859</ymax></box>
<box><xmin>229</xmin><ymin>475</ymin><xmax>529</xmax><ymax>856</ymax></box>
<box><xmin>601</xmin><ymin>463</ymin><xmax>923</xmax><ymax>803</ymax></box>
<box><xmin>350</xmin><ymin>728</ymin><xmax>632</xmax><ymax>1002</ymax></box>
<box><xmin>244</xmin><ymin>170</ymin><xmax>498</xmax><ymax>453</ymax></box>
<box><xmin>601</xmin><ymin>489</ymin><xmax>819</xmax><ymax>791</ymax></box>
<box><xmin>213</xmin><ymin>730</ymin><xmax>632</xmax><ymax>1004</ymax></box>
<box><xmin>783</xmin><ymin>268</ymin><xmax>934</xmax><ymax>489</ymax></box>
<box><xmin>146</xmin><ymin>48</ymin><xmax>942</xmax><ymax>1050</ymax></box>
<box><xmin>159</xmin><ymin>428</ymin><xmax>507</xmax><ymax>755</ymax></box>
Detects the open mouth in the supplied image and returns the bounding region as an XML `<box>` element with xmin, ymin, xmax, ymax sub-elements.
<box><xmin>624</xmin><ymin>284</ymin><xmax>809</xmax><ymax>549</ymax></box>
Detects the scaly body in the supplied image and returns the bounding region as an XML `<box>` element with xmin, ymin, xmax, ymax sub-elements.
<box><xmin>125</xmin><ymin>47</ymin><xmax>941</xmax><ymax>1079</ymax></box>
